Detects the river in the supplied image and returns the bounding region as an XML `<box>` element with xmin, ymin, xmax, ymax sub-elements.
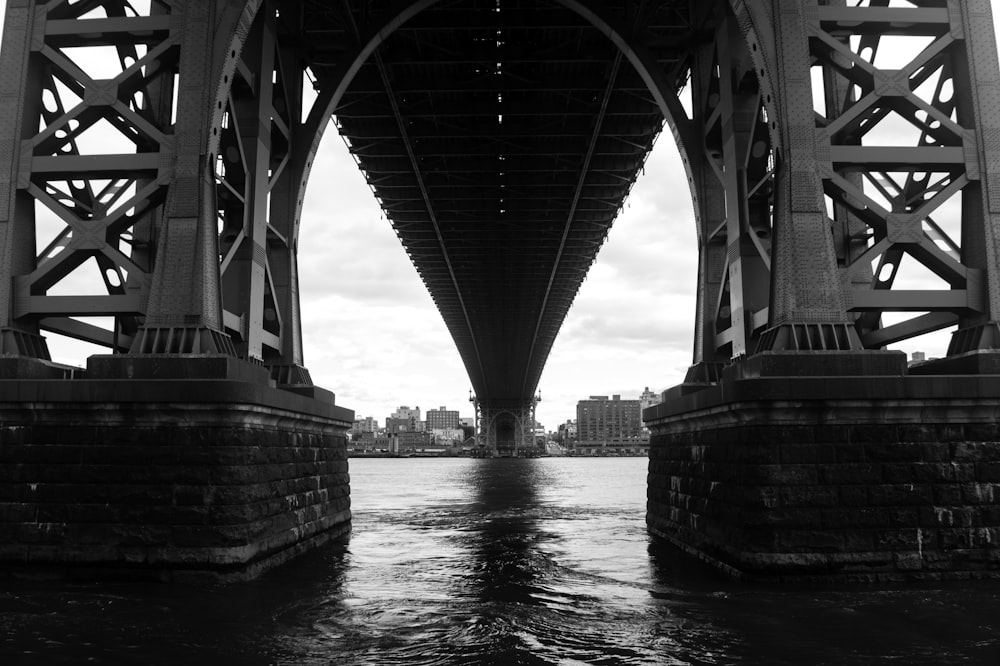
<box><xmin>3</xmin><ymin>456</ymin><xmax>1000</xmax><ymax>664</ymax></box>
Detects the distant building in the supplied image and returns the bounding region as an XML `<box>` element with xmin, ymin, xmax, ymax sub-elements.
<box><xmin>351</xmin><ymin>416</ymin><xmax>377</xmax><ymax>436</ymax></box>
<box><xmin>431</xmin><ymin>428</ymin><xmax>464</xmax><ymax>446</ymax></box>
<box><xmin>459</xmin><ymin>417</ymin><xmax>474</xmax><ymax>428</ymax></box>
<box><xmin>399</xmin><ymin>430</ymin><xmax>431</xmax><ymax>451</ymax></box>
<box><xmin>576</xmin><ymin>394</ymin><xmax>644</xmax><ymax>455</ymax></box>
<box><xmin>385</xmin><ymin>405</ymin><xmax>424</xmax><ymax>433</ymax></box>
<box><xmin>427</xmin><ymin>405</ymin><xmax>460</xmax><ymax>430</ymax></box>
<box><xmin>557</xmin><ymin>419</ymin><xmax>577</xmax><ymax>445</ymax></box>
<box><xmin>351</xmin><ymin>431</ymin><xmax>376</xmax><ymax>451</ymax></box>
<box><xmin>387</xmin><ymin>405</ymin><xmax>422</xmax><ymax>433</ymax></box>
<box><xmin>638</xmin><ymin>386</ymin><xmax>662</xmax><ymax>440</ymax></box>
<box><xmin>385</xmin><ymin>417</ymin><xmax>412</xmax><ymax>434</ymax></box>
<box><xmin>639</xmin><ymin>387</ymin><xmax>661</xmax><ymax>412</ymax></box>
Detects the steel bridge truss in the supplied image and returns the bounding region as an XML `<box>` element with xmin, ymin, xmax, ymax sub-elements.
<box><xmin>809</xmin><ymin>0</ymin><xmax>999</xmax><ymax>354</ymax></box>
<box><xmin>3</xmin><ymin>0</ymin><xmax>1000</xmax><ymax>397</ymax></box>
<box><xmin>472</xmin><ymin>396</ymin><xmax>539</xmax><ymax>455</ymax></box>
<box><xmin>0</xmin><ymin>0</ymin><xmax>176</xmax><ymax>357</ymax></box>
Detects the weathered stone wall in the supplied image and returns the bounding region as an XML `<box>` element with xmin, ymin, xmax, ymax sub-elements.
<box><xmin>0</xmin><ymin>371</ymin><xmax>352</xmax><ymax>581</ymax></box>
<box><xmin>646</xmin><ymin>364</ymin><xmax>1000</xmax><ymax>583</ymax></box>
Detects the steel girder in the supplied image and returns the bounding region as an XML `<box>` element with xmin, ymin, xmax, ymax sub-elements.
<box><xmin>3</xmin><ymin>0</ymin><xmax>1000</xmax><ymax>399</ymax></box>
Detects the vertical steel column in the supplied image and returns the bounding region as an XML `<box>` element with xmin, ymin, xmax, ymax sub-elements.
<box><xmin>949</xmin><ymin>0</ymin><xmax>1000</xmax><ymax>353</ymax></box>
<box><xmin>0</xmin><ymin>1</ymin><xmax>48</xmax><ymax>360</ymax></box>
<box><xmin>132</xmin><ymin>0</ymin><xmax>233</xmax><ymax>355</ymax></box>
<box><xmin>687</xmin><ymin>4</ymin><xmax>731</xmax><ymax>370</ymax></box>
<box><xmin>265</xmin><ymin>6</ymin><xmax>310</xmax><ymax>382</ymax></box>
<box><xmin>215</xmin><ymin>1</ymin><xmax>312</xmax><ymax>381</ymax></box>
<box><xmin>689</xmin><ymin>4</ymin><xmax>774</xmax><ymax>366</ymax></box>
<box><xmin>215</xmin><ymin>10</ymin><xmax>276</xmax><ymax>363</ymax></box>
<box><xmin>753</xmin><ymin>0</ymin><xmax>860</xmax><ymax>352</ymax></box>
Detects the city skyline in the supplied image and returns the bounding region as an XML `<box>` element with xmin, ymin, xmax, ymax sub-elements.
<box><xmin>353</xmin><ymin>385</ymin><xmax>656</xmax><ymax>431</ymax></box>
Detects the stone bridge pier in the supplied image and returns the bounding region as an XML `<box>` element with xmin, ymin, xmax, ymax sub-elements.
<box><xmin>646</xmin><ymin>353</ymin><xmax>1000</xmax><ymax>583</ymax></box>
<box><xmin>0</xmin><ymin>356</ymin><xmax>352</xmax><ymax>581</ymax></box>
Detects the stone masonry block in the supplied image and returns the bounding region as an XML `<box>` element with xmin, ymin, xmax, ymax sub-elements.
<box><xmin>869</xmin><ymin>484</ymin><xmax>934</xmax><ymax>506</ymax></box>
<box><xmin>821</xmin><ymin>463</ymin><xmax>882</xmax><ymax>485</ymax></box>
<box><xmin>956</xmin><ymin>442</ymin><xmax>1000</xmax><ymax>462</ymax></box>
<box><xmin>865</xmin><ymin>442</ymin><xmax>923</xmax><ymax>463</ymax></box>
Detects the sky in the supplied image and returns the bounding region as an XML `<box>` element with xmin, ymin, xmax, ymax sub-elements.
<box><xmin>1</xmin><ymin>3</ymin><xmax>998</xmax><ymax>431</ymax></box>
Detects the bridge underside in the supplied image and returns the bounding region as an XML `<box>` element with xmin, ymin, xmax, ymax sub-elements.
<box><xmin>322</xmin><ymin>0</ymin><xmax>681</xmax><ymax>404</ymax></box>
<box><xmin>3</xmin><ymin>0</ymin><xmax>1000</xmax><ymax>580</ymax></box>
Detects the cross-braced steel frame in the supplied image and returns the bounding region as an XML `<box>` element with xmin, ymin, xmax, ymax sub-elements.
<box><xmin>472</xmin><ymin>396</ymin><xmax>538</xmax><ymax>455</ymax></box>
<box><xmin>2</xmin><ymin>0</ymin><xmax>1000</xmax><ymax>405</ymax></box>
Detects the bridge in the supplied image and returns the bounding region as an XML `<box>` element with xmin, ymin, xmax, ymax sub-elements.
<box><xmin>3</xmin><ymin>0</ymin><xmax>1000</xmax><ymax>583</ymax></box>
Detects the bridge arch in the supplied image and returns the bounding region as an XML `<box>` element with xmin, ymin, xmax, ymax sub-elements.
<box><xmin>206</xmin><ymin>0</ymin><xmax>779</xmax><ymax>380</ymax></box>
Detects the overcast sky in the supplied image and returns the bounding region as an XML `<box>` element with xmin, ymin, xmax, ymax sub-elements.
<box><xmin>2</xmin><ymin>4</ymin><xmax>997</xmax><ymax>430</ymax></box>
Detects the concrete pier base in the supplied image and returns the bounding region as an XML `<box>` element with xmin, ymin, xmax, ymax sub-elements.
<box><xmin>0</xmin><ymin>355</ymin><xmax>353</xmax><ymax>581</ymax></box>
<box><xmin>645</xmin><ymin>351</ymin><xmax>1000</xmax><ymax>583</ymax></box>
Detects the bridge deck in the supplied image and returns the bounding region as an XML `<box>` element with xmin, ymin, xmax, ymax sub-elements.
<box><xmin>291</xmin><ymin>0</ymin><xmax>693</xmax><ymax>403</ymax></box>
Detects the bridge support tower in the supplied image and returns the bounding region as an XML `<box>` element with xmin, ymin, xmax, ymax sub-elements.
<box><xmin>647</xmin><ymin>0</ymin><xmax>1000</xmax><ymax>582</ymax></box>
<box><xmin>0</xmin><ymin>1</ymin><xmax>352</xmax><ymax>580</ymax></box>
<box><xmin>472</xmin><ymin>397</ymin><xmax>539</xmax><ymax>457</ymax></box>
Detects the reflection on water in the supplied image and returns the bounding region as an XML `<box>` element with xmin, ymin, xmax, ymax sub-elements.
<box><xmin>2</xmin><ymin>457</ymin><xmax>1000</xmax><ymax>664</ymax></box>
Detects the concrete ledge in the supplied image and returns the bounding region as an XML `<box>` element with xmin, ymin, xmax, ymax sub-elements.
<box><xmin>645</xmin><ymin>374</ymin><xmax>1000</xmax><ymax>422</ymax></box>
<box><xmin>86</xmin><ymin>354</ymin><xmax>273</xmax><ymax>382</ymax></box>
<box><xmin>724</xmin><ymin>350</ymin><xmax>907</xmax><ymax>380</ymax></box>
<box><xmin>0</xmin><ymin>376</ymin><xmax>352</xmax><ymax>425</ymax></box>
<box><xmin>909</xmin><ymin>350</ymin><xmax>1000</xmax><ymax>376</ymax></box>
<box><xmin>0</xmin><ymin>355</ymin><xmax>83</xmax><ymax>379</ymax></box>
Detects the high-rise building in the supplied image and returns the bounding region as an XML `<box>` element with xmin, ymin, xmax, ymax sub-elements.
<box><xmin>576</xmin><ymin>394</ymin><xmax>644</xmax><ymax>454</ymax></box>
<box><xmin>639</xmin><ymin>387</ymin><xmax>661</xmax><ymax>412</ymax></box>
<box><xmin>351</xmin><ymin>416</ymin><xmax>377</xmax><ymax>436</ymax></box>
<box><xmin>426</xmin><ymin>405</ymin><xmax>459</xmax><ymax>430</ymax></box>
<box><xmin>387</xmin><ymin>406</ymin><xmax>422</xmax><ymax>432</ymax></box>
<box><xmin>638</xmin><ymin>387</ymin><xmax>662</xmax><ymax>441</ymax></box>
<box><xmin>557</xmin><ymin>419</ymin><xmax>577</xmax><ymax>444</ymax></box>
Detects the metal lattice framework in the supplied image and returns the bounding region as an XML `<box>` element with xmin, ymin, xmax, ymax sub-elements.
<box><xmin>3</xmin><ymin>0</ymin><xmax>1000</xmax><ymax>407</ymax></box>
<box><xmin>812</xmin><ymin>3</ymin><xmax>994</xmax><ymax>352</ymax></box>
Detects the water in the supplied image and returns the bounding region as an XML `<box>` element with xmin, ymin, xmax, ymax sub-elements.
<box><xmin>3</xmin><ymin>456</ymin><xmax>1000</xmax><ymax>664</ymax></box>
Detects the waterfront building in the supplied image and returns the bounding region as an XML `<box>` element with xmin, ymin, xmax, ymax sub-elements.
<box><xmin>638</xmin><ymin>387</ymin><xmax>662</xmax><ymax>441</ymax></box>
<box><xmin>386</xmin><ymin>405</ymin><xmax>422</xmax><ymax>433</ymax></box>
<box><xmin>399</xmin><ymin>430</ymin><xmax>432</xmax><ymax>451</ymax></box>
<box><xmin>430</xmin><ymin>428</ymin><xmax>464</xmax><ymax>446</ymax></box>
<box><xmin>351</xmin><ymin>416</ymin><xmax>378</xmax><ymax>436</ymax></box>
<box><xmin>385</xmin><ymin>417</ymin><xmax>410</xmax><ymax>434</ymax></box>
<box><xmin>427</xmin><ymin>405</ymin><xmax>460</xmax><ymax>430</ymax></box>
<box><xmin>557</xmin><ymin>419</ymin><xmax>577</xmax><ymax>446</ymax></box>
<box><xmin>639</xmin><ymin>387</ymin><xmax>661</xmax><ymax>412</ymax></box>
<box><xmin>576</xmin><ymin>395</ymin><xmax>645</xmax><ymax>455</ymax></box>
<box><xmin>351</xmin><ymin>431</ymin><xmax>376</xmax><ymax>451</ymax></box>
